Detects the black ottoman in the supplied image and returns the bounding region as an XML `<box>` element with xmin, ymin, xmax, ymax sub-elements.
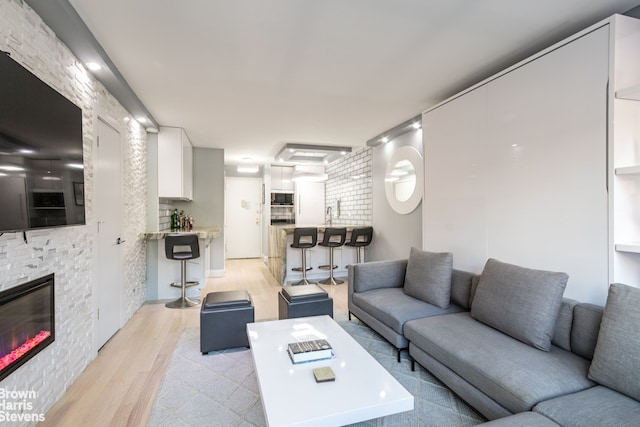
<box><xmin>278</xmin><ymin>284</ymin><xmax>333</xmax><ymax>319</ymax></box>
<box><xmin>200</xmin><ymin>290</ymin><xmax>254</xmax><ymax>354</ymax></box>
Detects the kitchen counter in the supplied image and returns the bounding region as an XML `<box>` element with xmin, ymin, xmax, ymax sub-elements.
<box><xmin>268</xmin><ymin>224</ymin><xmax>372</xmax><ymax>286</ymax></box>
<box><xmin>141</xmin><ymin>226</ymin><xmax>222</xmax><ymax>240</ymax></box>
<box><xmin>270</xmin><ymin>224</ymin><xmax>362</xmax><ymax>234</ymax></box>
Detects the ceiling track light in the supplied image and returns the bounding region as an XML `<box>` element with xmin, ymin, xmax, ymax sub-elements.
<box><xmin>367</xmin><ymin>114</ymin><xmax>422</xmax><ymax>147</ymax></box>
<box><xmin>275</xmin><ymin>143</ymin><xmax>352</xmax><ymax>165</ymax></box>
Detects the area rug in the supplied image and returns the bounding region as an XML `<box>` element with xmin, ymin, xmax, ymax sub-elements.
<box><xmin>147</xmin><ymin>319</ymin><xmax>486</xmax><ymax>427</ymax></box>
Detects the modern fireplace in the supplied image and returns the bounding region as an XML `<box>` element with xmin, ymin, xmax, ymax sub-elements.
<box><xmin>0</xmin><ymin>274</ymin><xmax>55</xmax><ymax>382</ymax></box>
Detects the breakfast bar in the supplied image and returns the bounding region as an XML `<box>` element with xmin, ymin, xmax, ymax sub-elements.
<box><xmin>268</xmin><ymin>225</ymin><xmax>372</xmax><ymax>286</ymax></box>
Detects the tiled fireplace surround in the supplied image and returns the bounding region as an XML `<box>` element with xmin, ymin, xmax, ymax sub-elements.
<box><xmin>0</xmin><ymin>1</ymin><xmax>147</xmax><ymax>424</ymax></box>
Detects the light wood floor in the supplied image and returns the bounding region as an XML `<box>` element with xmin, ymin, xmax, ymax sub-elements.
<box><xmin>40</xmin><ymin>258</ymin><xmax>348</xmax><ymax>427</ymax></box>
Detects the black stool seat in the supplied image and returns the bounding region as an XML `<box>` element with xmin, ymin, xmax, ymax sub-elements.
<box><xmin>278</xmin><ymin>284</ymin><xmax>333</xmax><ymax>319</ymax></box>
<box><xmin>290</xmin><ymin>227</ymin><xmax>318</xmax><ymax>286</ymax></box>
<box><xmin>165</xmin><ymin>233</ymin><xmax>200</xmax><ymax>259</ymax></box>
<box><xmin>200</xmin><ymin>290</ymin><xmax>254</xmax><ymax>354</ymax></box>
<box><xmin>345</xmin><ymin>227</ymin><xmax>373</xmax><ymax>263</ymax></box>
<box><xmin>165</xmin><ymin>233</ymin><xmax>201</xmax><ymax>309</ymax></box>
<box><xmin>319</xmin><ymin>227</ymin><xmax>347</xmax><ymax>285</ymax></box>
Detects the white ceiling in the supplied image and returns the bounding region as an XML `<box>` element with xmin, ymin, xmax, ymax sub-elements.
<box><xmin>66</xmin><ymin>0</ymin><xmax>640</xmax><ymax>166</ymax></box>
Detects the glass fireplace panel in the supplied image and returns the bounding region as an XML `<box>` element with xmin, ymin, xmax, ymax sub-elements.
<box><xmin>0</xmin><ymin>274</ymin><xmax>55</xmax><ymax>381</ymax></box>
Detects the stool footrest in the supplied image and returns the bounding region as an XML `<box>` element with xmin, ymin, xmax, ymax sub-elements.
<box><xmin>318</xmin><ymin>264</ymin><xmax>338</xmax><ymax>270</ymax></box>
<box><xmin>291</xmin><ymin>266</ymin><xmax>313</xmax><ymax>272</ymax></box>
<box><xmin>170</xmin><ymin>281</ymin><xmax>199</xmax><ymax>288</ymax></box>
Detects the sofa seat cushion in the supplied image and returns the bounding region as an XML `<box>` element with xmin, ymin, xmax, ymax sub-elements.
<box><xmin>351</xmin><ymin>288</ymin><xmax>465</xmax><ymax>335</ymax></box>
<box><xmin>404</xmin><ymin>312</ymin><xmax>594</xmax><ymax>413</ymax></box>
<box><xmin>471</xmin><ymin>259</ymin><xmax>568</xmax><ymax>351</ymax></box>
<box><xmin>534</xmin><ymin>386</ymin><xmax>640</xmax><ymax>427</ymax></box>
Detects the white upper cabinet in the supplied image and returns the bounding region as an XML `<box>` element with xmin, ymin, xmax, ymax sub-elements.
<box><xmin>271</xmin><ymin>165</ymin><xmax>294</xmax><ymax>191</ymax></box>
<box><xmin>158</xmin><ymin>126</ymin><xmax>193</xmax><ymax>200</ymax></box>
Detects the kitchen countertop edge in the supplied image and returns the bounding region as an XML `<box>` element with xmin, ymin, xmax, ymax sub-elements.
<box><xmin>141</xmin><ymin>226</ymin><xmax>222</xmax><ymax>240</ymax></box>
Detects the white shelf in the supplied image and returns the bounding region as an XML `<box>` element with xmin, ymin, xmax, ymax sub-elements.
<box><xmin>616</xmin><ymin>85</ymin><xmax>640</xmax><ymax>101</ymax></box>
<box><xmin>615</xmin><ymin>165</ymin><xmax>640</xmax><ymax>175</ymax></box>
<box><xmin>615</xmin><ymin>243</ymin><xmax>640</xmax><ymax>253</ymax></box>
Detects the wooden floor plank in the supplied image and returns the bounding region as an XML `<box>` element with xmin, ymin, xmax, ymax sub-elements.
<box><xmin>39</xmin><ymin>258</ymin><xmax>348</xmax><ymax>427</ymax></box>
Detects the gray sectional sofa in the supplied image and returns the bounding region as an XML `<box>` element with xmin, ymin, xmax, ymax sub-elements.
<box><xmin>347</xmin><ymin>248</ymin><xmax>640</xmax><ymax>426</ymax></box>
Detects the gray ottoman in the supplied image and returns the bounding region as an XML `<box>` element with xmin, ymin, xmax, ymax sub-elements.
<box><xmin>200</xmin><ymin>290</ymin><xmax>254</xmax><ymax>354</ymax></box>
<box><xmin>278</xmin><ymin>284</ymin><xmax>333</xmax><ymax>319</ymax></box>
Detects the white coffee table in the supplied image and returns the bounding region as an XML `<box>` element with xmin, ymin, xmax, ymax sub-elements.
<box><xmin>246</xmin><ymin>315</ymin><xmax>414</xmax><ymax>427</ymax></box>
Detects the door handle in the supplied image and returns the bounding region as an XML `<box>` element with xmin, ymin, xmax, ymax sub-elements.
<box><xmin>116</xmin><ymin>237</ymin><xmax>126</xmax><ymax>245</ymax></box>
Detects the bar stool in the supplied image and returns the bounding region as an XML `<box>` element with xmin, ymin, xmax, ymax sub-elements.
<box><xmin>165</xmin><ymin>233</ymin><xmax>200</xmax><ymax>308</ymax></box>
<box><xmin>319</xmin><ymin>227</ymin><xmax>347</xmax><ymax>285</ymax></box>
<box><xmin>345</xmin><ymin>227</ymin><xmax>373</xmax><ymax>263</ymax></box>
<box><xmin>290</xmin><ymin>227</ymin><xmax>318</xmax><ymax>286</ymax></box>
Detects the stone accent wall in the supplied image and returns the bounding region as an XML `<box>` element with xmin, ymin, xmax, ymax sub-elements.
<box><xmin>325</xmin><ymin>147</ymin><xmax>373</xmax><ymax>226</ymax></box>
<box><xmin>0</xmin><ymin>1</ymin><xmax>147</xmax><ymax>423</ymax></box>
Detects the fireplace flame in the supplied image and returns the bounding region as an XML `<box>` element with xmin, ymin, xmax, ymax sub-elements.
<box><xmin>0</xmin><ymin>331</ymin><xmax>51</xmax><ymax>371</ymax></box>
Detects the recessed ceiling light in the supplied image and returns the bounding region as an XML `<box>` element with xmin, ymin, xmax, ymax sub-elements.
<box><xmin>137</xmin><ymin>117</ymin><xmax>147</xmax><ymax>123</ymax></box>
<box><xmin>237</xmin><ymin>165</ymin><xmax>259</xmax><ymax>173</ymax></box>
<box><xmin>412</xmin><ymin>122</ymin><xmax>421</xmax><ymax>129</ymax></box>
<box><xmin>67</xmin><ymin>163</ymin><xmax>84</xmax><ymax>169</ymax></box>
<box><xmin>0</xmin><ymin>165</ymin><xmax>24</xmax><ymax>172</ymax></box>
<box><xmin>86</xmin><ymin>62</ymin><xmax>101</xmax><ymax>71</ymax></box>
<box><xmin>381</xmin><ymin>137</ymin><xmax>389</xmax><ymax>143</ymax></box>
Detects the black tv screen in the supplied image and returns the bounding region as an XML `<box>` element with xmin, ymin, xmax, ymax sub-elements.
<box><xmin>0</xmin><ymin>52</ymin><xmax>85</xmax><ymax>233</ymax></box>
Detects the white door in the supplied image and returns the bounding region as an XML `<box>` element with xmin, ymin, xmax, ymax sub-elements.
<box><xmin>95</xmin><ymin>119</ymin><xmax>123</xmax><ymax>349</ymax></box>
<box><xmin>225</xmin><ymin>177</ymin><xmax>262</xmax><ymax>258</ymax></box>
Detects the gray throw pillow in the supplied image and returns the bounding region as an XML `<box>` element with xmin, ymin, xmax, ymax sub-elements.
<box><xmin>470</xmin><ymin>258</ymin><xmax>568</xmax><ymax>351</ymax></box>
<box><xmin>403</xmin><ymin>247</ymin><xmax>453</xmax><ymax>308</ymax></box>
<box><xmin>588</xmin><ymin>283</ymin><xmax>640</xmax><ymax>401</ymax></box>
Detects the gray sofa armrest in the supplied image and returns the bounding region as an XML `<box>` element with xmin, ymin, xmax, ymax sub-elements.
<box><xmin>348</xmin><ymin>259</ymin><xmax>408</xmax><ymax>296</ymax></box>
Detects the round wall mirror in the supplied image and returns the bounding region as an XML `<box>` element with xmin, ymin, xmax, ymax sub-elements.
<box><xmin>384</xmin><ymin>146</ymin><xmax>423</xmax><ymax>214</ymax></box>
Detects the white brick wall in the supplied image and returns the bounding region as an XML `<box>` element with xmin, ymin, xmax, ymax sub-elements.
<box><xmin>0</xmin><ymin>1</ymin><xmax>147</xmax><ymax>424</ymax></box>
<box><xmin>325</xmin><ymin>147</ymin><xmax>373</xmax><ymax>225</ymax></box>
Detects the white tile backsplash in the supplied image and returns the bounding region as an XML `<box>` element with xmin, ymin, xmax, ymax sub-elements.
<box><xmin>325</xmin><ymin>147</ymin><xmax>373</xmax><ymax>226</ymax></box>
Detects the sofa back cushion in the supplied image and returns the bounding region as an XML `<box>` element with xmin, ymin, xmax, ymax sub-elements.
<box><xmin>588</xmin><ymin>283</ymin><xmax>640</xmax><ymax>401</ymax></box>
<box><xmin>470</xmin><ymin>258</ymin><xmax>569</xmax><ymax>351</ymax></box>
<box><xmin>571</xmin><ymin>303</ymin><xmax>603</xmax><ymax>359</ymax></box>
<box><xmin>403</xmin><ymin>247</ymin><xmax>453</xmax><ymax>309</ymax></box>
<box><xmin>450</xmin><ymin>269</ymin><xmax>477</xmax><ymax>309</ymax></box>
<box><xmin>552</xmin><ymin>298</ymin><xmax>578</xmax><ymax>352</ymax></box>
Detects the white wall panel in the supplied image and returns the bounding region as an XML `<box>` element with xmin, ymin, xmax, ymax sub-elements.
<box><xmin>423</xmin><ymin>86</ymin><xmax>488</xmax><ymax>273</ymax></box>
<box><xmin>423</xmin><ymin>26</ymin><xmax>610</xmax><ymax>304</ymax></box>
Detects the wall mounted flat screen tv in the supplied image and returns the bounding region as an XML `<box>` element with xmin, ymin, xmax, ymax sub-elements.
<box><xmin>0</xmin><ymin>52</ymin><xmax>85</xmax><ymax>233</ymax></box>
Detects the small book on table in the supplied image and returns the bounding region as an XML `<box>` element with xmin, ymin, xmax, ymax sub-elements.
<box><xmin>287</xmin><ymin>339</ymin><xmax>333</xmax><ymax>364</ymax></box>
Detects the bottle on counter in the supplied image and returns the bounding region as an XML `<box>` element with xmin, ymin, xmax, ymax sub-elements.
<box><xmin>171</xmin><ymin>209</ymin><xmax>179</xmax><ymax>230</ymax></box>
<box><xmin>179</xmin><ymin>210</ymin><xmax>186</xmax><ymax>230</ymax></box>
<box><xmin>188</xmin><ymin>215</ymin><xmax>194</xmax><ymax>231</ymax></box>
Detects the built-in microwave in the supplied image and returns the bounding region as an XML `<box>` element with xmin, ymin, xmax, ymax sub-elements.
<box><xmin>271</xmin><ymin>192</ymin><xmax>294</xmax><ymax>205</ymax></box>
